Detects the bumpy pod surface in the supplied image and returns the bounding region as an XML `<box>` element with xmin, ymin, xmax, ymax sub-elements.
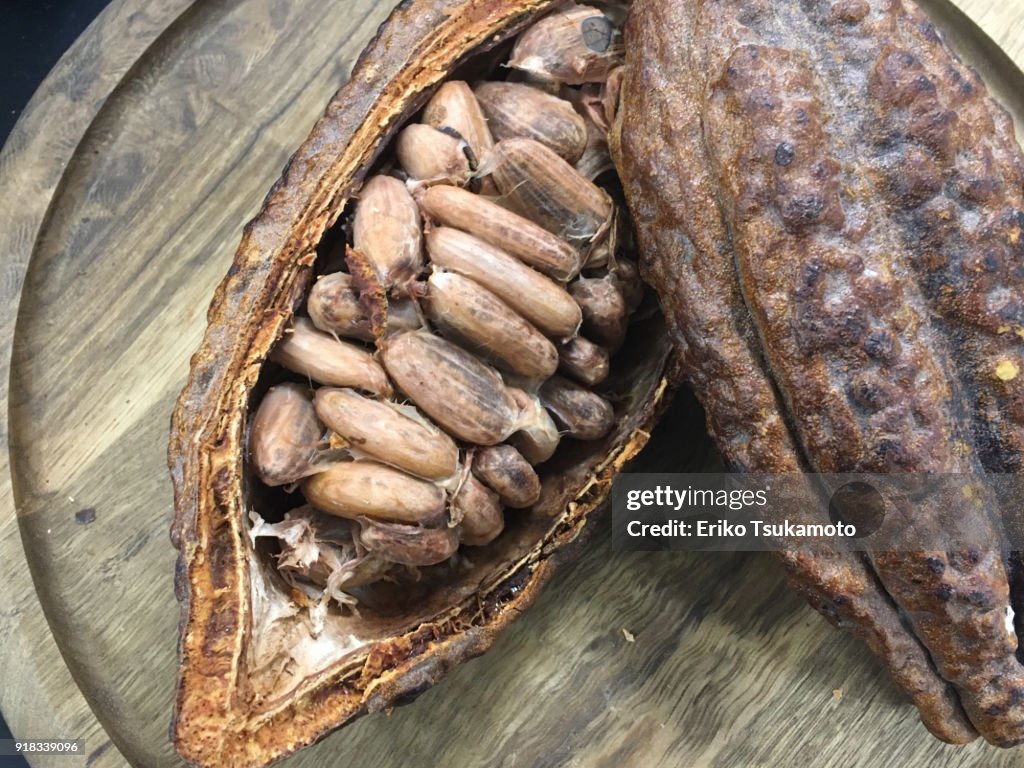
<box><xmin>613</xmin><ymin>0</ymin><xmax>1024</xmax><ymax>747</ymax></box>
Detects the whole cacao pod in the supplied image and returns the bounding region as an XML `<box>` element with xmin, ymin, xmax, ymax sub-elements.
<box><xmin>613</xmin><ymin>0</ymin><xmax>1024</xmax><ymax>749</ymax></box>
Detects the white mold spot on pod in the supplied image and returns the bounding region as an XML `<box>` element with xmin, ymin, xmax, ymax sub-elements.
<box><xmin>379</xmin><ymin>329</ymin><xmax>519</xmax><ymax>445</ymax></box>
<box><xmin>248</xmin><ymin>383</ymin><xmax>323</xmax><ymax>487</ymax></box>
<box><xmin>314</xmin><ymin>387</ymin><xmax>458</xmax><ymax>480</ymax></box>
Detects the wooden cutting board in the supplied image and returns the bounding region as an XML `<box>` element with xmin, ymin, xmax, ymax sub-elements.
<box><xmin>2</xmin><ymin>1</ymin><xmax>1023</xmax><ymax>766</ymax></box>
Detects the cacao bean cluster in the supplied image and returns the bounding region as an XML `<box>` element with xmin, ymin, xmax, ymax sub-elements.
<box><xmin>248</xmin><ymin>2</ymin><xmax>637</xmax><ymax>603</ymax></box>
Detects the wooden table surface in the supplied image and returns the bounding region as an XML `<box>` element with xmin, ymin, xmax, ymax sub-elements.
<box><xmin>2</xmin><ymin>1</ymin><xmax>1023</xmax><ymax>766</ymax></box>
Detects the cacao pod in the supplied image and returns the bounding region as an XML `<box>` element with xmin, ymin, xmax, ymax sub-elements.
<box><xmin>168</xmin><ymin>2</ymin><xmax>675</xmax><ymax>766</ymax></box>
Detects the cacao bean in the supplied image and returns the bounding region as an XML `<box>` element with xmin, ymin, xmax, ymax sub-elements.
<box><xmin>307</xmin><ymin>272</ymin><xmax>420</xmax><ymax>341</ymax></box>
<box><xmin>352</xmin><ymin>174</ymin><xmax>423</xmax><ymax>290</ymax></box>
<box><xmin>540</xmin><ymin>375</ymin><xmax>614</xmax><ymax>440</ymax></box>
<box><xmin>570</xmin><ymin>276</ymin><xmax>628</xmax><ymax>351</ymax></box>
<box><xmin>422</xmin><ymin>81</ymin><xmax>494</xmax><ymax>168</ymax></box>
<box><xmin>425</xmin><ymin>271</ymin><xmax>558</xmax><ymax>379</ymax></box>
<box><xmin>610</xmin><ymin>257</ymin><xmax>645</xmax><ymax>312</ymax></box>
<box><xmin>490</xmin><ymin>138</ymin><xmax>613</xmax><ymax>246</ymax></box>
<box><xmin>472</xmin><ymin>445</ymin><xmax>541</xmax><ymax>508</ymax></box>
<box><xmin>301</xmin><ymin>460</ymin><xmax>446</xmax><ymax>526</ymax></box>
<box><xmin>314</xmin><ymin>387</ymin><xmax>458</xmax><ymax>480</ymax></box>
<box><xmin>248</xmin><ymin>383</ymin><xmax>323</xmax><ymax>487</ymax></box>
<box><xmin>558</xmin><ymin>336</ymin><xmax>610</xmax><ymax>386</ymax></box>
<box><xmin>416</xmin><ymin>184</ymin><xmax>581</xmax><ymax>280</ymax></box>
<box><xmin>507</xmin><ymin>387</ymin><xmax>561</xmax><ymax>464</ymax></box>
<box><xmin>425</xmin><ymin>227</ymin><xmax>581</xmax><ymax>339</ymax></box>
<box><xmin>474</xmin><ymin>81</ymin><xmax>587</xmax><ymax>163</ymax></box>
<box><xmin>574</xmin><ymin>111</ymin><xmax>614</xmax><ymax>181</ymax></box>
<box><xmin>576</xmin><ymin>82</ymin><xmax>611</xmax><ymax>133</ymax></box>
<box><xmin>579</xmin><ymin>197</ymin><xmax>619</xmax><ymax>271</ymax></box>
<box><xmin>451</xmin><ymin>474</ymin><xmax>504</xmax><ymax>546</ymax></box>
<box><xmin>380</xmin><ymin>329</ymin><xmax>519</xmax><ymax>445</ymax></box>
<box><xmin>270</xmin><ymin>317</ymin><xmax>392</xmax><ymax>396</ymax></box>
<box><xmin>395</xmin><ymin>123</ymin><xmax>473</xmax><ymax>186</ymax></box>
<box><xmin>508</xmin><ymin>4</ymin><xmax>623</xmax><ymax>85</ymax></box>
<box><xmin>357</xmin><ymin>517</ymin><xmax>459</xmax><ymax>566</ymax></box>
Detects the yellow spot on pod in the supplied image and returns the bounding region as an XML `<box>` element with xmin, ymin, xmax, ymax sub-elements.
<box><xmin>995</xmin><ymin>359</ymin><xmax>1020</xmax><ymax>381</ymax></box>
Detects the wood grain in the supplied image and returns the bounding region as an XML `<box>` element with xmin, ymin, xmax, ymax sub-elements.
<box><xmin>0</xmin><ymin>1</ymin><xmax>1022</xmax><ymax>766</ymax></box>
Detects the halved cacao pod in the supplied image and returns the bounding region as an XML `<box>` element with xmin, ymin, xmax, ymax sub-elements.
<box><xmin>167</xmin><ymin>2</ymin><xmax>677</xmax><ymax>766</ymax></box>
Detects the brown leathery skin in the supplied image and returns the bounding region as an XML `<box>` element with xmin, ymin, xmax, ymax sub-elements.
<box><xmin>613</xmin><ymin>0</ymin><xmax>978</xmax><ymax>745</ymax></box>
<box><xmin>702</xmin><ymin>17</ymin><xmax>1024</xmax><ymax>740</ymax></box>
<box><xmin>167</xmin><ymin>1</ymin><xmax>677</xmax><ymax>766</ymax></box>
<box><xmin>861</xmin><ymin>3</ymin><xmax>1024</xmax><ymax>673</ymax></box>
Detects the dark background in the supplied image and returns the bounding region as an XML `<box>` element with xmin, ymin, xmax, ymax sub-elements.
<box><xmin>2</xmin><ymin>4</ymin><xmax>114</xmax><ymax>765</ymax></box>
<box><xmin>1</xmin><ymin>0</ymin><xmax>113</xmax><ymax>142</ymax></box>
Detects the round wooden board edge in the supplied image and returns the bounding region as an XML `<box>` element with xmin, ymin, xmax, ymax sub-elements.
<box><xmin>0</xmin><ymin>1</ymin><xmax>197</xmax><ymax>766</ymax></box>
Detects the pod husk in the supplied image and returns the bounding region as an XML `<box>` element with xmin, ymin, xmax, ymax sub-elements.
<box><xmin>167</xmin><ymin>1</ymin><xmax>677</xmax><ymax>766</ymax></box>
<box><xmin>611</xmin><ymin>0</ymin><xmax>1024</xmax><ymax>748</ymax></box>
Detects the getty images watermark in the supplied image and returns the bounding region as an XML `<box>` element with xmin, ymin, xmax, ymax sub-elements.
<box><xmin>611</xmin><ymin>473</ymin><xmax>1020</xmax><ymax>552</ymax></box>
